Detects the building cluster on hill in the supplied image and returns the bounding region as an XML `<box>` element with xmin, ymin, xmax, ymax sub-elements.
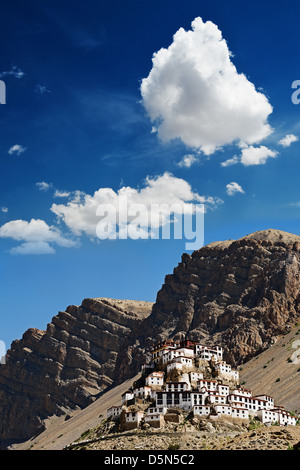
<box><xmin>107</xmin><ymin>338</ymin><xmax>297</xmax><ymax>429</ymax></box>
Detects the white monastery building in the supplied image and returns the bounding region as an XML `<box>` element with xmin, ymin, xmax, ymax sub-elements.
<box><xmin>107</xmin><ymin>337</ymin><xmax>298</xmax><ymax>428</ymax></box>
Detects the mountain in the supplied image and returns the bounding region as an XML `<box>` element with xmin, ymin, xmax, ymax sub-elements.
<box><xmin>12</xmin><ymin>324</ymin><xmax>300</xmax><ymax>451</ymax></box>
<box><xmin>115</xmin><ymin>229</ymin><xmax>300</xmax><ymax>381</ymax></box>
<box><xmin>0</xmin><ymin>298</ymin><xmax>152</xmax><ymax>447</ymax></box>
<box><xmin>1</xmin><ymin>228</ymin><xmax>300</xmax><ymax>448</ymax></box>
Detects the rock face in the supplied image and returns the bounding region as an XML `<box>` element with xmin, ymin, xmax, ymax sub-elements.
<box><xmin>1</xmin><ymin>229</ymin><xmax>300</xmax><ymax>446</ymax></box>
<box><xmin>0</xmin><ymin>298</ymin><xmax>152</xmax><ymax>447</ymax></box>
<box><xmin>115</xmin><ymin>229</ymin><xmax>300</xmax><ymax>381</ymax></box>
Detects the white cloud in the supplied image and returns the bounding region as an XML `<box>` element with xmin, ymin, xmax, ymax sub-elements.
<box><xmin>226</xmin><ymin>182</ymin><xmax>245</xmax><ymax>196</ymax></box>
<box><xmin>8</xmin><ymin>144</ymin><xmax>26</xmax><ymax>156</ymax></box>
<box><xmin>177</xmin><ymin>154</ymin><xmax>198</xmax><ymax>168</ymax></box>
<box><xmin>240</xmin><ymin>145</ymin><xmax>277</xmax><ymax>166</ymax></box>
<box><xmin>0</xmin><ymin>218</ymin><xmax>77</xmax><ymax>254</ymax></box>
<box><xmin>36</xmin><ymin>183</ymin><xmax>71</xmax><ymax>197</ymax></box>
<box><xmin>36</xmin><ymin>181</ymin><xmax>52</xmax><ymax>192</ymax></box>
<box><xmin>0</xmin><ymin>66</ymin><xmax>24</xmax><ymax>79</ymax></box>
<box><xmin>287</xmin><ymin>201</ymin><xmax>300</xmax><ymax>208</ymax></box>
<box><xmin>141</xmin><ymin>17</ymin><xmax>273</xmax><ymax>155</ymax></box>
<box><xmin>1</xmin><ymin>207</ymin><xmax>8</xmax><ymax>213</ymax></box>
<box><xmin>10</xmin><ymin>241</ymin><xmax>55</xmax><ymax>255</ymax></box>
<box><xmin>54</xmin><ymin>189</ymin><xmax>71</xmax><ymax>198</ymax></box>
<box><xmin>51</xmin><ymin>172</ymin><xmax>222</xmax><ymax>239</ymax></box>
<box><xmin>278</xmin><ymin>134</ymin><xmax>298</xmax><ymax>147</ymax></box>
<box><xmin>220</xmin><ymin>155</ymin><xmax>239</xmax><ymax>167</ymax></box>
<box><xmin>34</xmin><ymin>84</ymin><xmax>51</xmax><ymax>94</ymax></box>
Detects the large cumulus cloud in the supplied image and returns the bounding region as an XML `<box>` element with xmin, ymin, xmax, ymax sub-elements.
<box><xmin>141</xmin><ymin>17</ymin><xmax>273</xmax><ymax>155</ymax></box>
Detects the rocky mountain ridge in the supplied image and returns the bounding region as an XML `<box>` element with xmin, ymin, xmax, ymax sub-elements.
<box><xmin>0</xmin><ymin>298</ymin><xmax>152</xmax><ymax>447</ymax></box>
<box><xmin>115</xmin><ymin>229</ymin><xmax>300</xmax><ymax>381</ymax></box>
<box><xmin>1</xmin><ymin>228</ymin><xmax>300</xmax><ymax>447</ymax></box>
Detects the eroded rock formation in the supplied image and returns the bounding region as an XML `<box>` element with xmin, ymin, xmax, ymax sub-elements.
<box><xmin>115</xmin><ymin>229</ymin><xmax>300</xmax><ymax>380</ymax></box>
<box><xmin>0</xmin><ymin>298</ymin><xmax>152</xmax><ymax>446</ymax></box>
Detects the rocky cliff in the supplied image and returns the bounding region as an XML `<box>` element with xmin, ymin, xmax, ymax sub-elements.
<box><xmin>115</xmin><ymin>229</ymin><xmax>300</xmax><ymax>381</ymax></box>
<box><xmin>0</xmin><ymin>298</ymin><xmax>152</xmax><ymax>447</ymax></box>
<box><xmin>1</xmin><ymin>229</ymin><xmax>300</xmax><ymax>447</ymax></box>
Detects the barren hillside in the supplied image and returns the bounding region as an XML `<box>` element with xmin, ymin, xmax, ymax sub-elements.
<box><xmin>239</xmin><ymin>323</ymin><xmax>300</xmax><ymax>414</ymax></box>
<box><xmin>12</xmin><ymin>374</ymin><xmax>140</xmax><ymax>450</ymax></box>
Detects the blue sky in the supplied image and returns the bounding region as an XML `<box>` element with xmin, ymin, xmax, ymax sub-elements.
<box><xmin>1</xmin><ymin>0</ymin><xmax>300</xmax><ymax>348</ymax></box>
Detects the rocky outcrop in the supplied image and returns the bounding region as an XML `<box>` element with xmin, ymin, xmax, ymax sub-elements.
<box><xmin>1</xmin><ymin>228</ymin><xmax>300</xmax><ymax>447</ymax></box>
<box><xmin>0</xmin><ymin>298</ymin><xmax>152</xmax><ymax>446</ymax></box>
<box><xmin>67</xmin><ymin>420</ymin><xmax>300</xmax><ymax>451</ymax></box>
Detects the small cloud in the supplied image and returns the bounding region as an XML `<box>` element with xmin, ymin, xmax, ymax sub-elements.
<box><xmin>34</xmin><ymin>84</ymin><xmax>51</xmax><ymax>94</ymax></box>
<box><xmin>0</xmin><ymin>66</ymin><xmax>25</xmax><ymax>79</ymax></box>
<box><xmin>287</xmin><ymin>201</ymin><xmax>300</xmax><ymax>208</ymax></box>
<box><xmin>0</xmin><ymin>218</ymin><xmax>78</xmax><ymax>255</ymax></box>
<box><xmin>69</xmin><ymin>28</ymin><xmax>104</xmax><ymax>51</ymax></box>
<box><xmin>36</xmin><ymin>182</ymin><xmax>52</xmax><ymax>192</ymax></box>
<box><xmin>54</xmin><ymin>190</ymin><xmax>71</xmax><ymax>198</ymax></box>
<box><xmin>8</xmin><ymin>144</ymin><xmax>27</xmax><ymax>156</ymax></box>
<box><xmin>278</xmin><ymin>134</ymin><xmax>298</xmax><ymax>147</ymax></box>
<box><xmin>177</xmin><ymin>154</ymin><xmax>198</xmax><ymax>168</ymax></box>
<box><xmin>10</xmin><ymin>241</ymin><xmax>55</xmax><ymax>255</ymax></box>
<box><xmin>240</xmin><ymin>145</ymin><xmax>277</xmax><ymax>166</ymax></box>
<box><xmin>226</xmin><ymin>182</ymin><xmax>245</xmax><ymax>196</ymax></box>
<box><xmin>1</xmin><ymin>207</ymin><xmax>8</xmax><ymax>213</ymax></box>
<box><xmin>220</xmin><ymin>155</ymin><xmax>239</xmax><ymax>167</ymax></box>
<box><xmin>77</xmin><ymin>36</ymin><xmax>102</xmax><ymax>51</ymax></box>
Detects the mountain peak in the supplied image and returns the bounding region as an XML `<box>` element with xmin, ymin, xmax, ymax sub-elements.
<box><xmin>241</xmin><ymin>228</ymin><xmax>300</xmax><ymax>243</ymax></box>
<box><xmin>205</xmin><ymin>229</ymin><xmax>300</xmax><ymax>250</ymax></box>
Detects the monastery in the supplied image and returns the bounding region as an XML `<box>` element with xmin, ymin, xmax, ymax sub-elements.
<box><xmin>107</xmin><ymin>338</ymin><xmax>297</xmax><ymax>429</ymax></box>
